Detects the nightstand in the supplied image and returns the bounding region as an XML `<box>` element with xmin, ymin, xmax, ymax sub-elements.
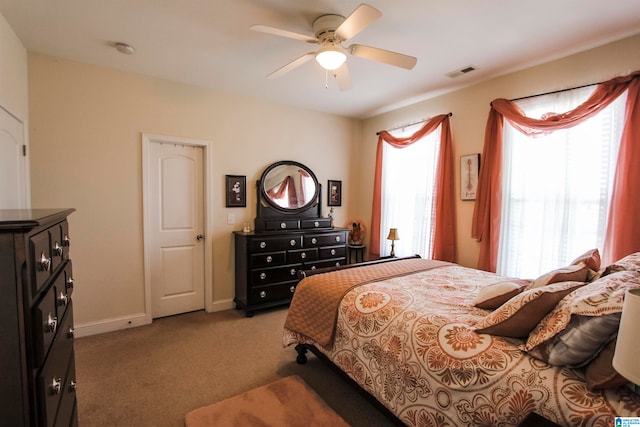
<box><xmin>347</xmin><ymin>244</ymin><xmax>365</xmax><ymax>263</ymax></box>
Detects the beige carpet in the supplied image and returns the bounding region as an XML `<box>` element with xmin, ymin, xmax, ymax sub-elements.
<box><xmin>185</xmin><ymin>375</ymin><xmax>349</xmax><ymax>427</ymax></box>
<box><xmin>74</xmin><ymin>307</ymin><xmax>396</xmax><ymax>427</ymax></box>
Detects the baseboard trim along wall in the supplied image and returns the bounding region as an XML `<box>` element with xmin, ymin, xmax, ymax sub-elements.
<box><xmin>74</xmin><ymin>299</ymin><xmax>236</xmax><ymax>337</ymax></box>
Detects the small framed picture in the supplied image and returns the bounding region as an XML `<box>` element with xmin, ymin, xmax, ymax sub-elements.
<box><xmin>460</xmin><ymin>154</ymin><xmax>480</xmax><ymax>201</ymax></box>
<box><xmin>225</xmin><ymin>175</ymin><xmax>246</xmax><ymax>207</ymax></box>
<box><xmin>328</xmin><ymin>180</ymin><xmax>342</xmax><ymax>206</ymax></box>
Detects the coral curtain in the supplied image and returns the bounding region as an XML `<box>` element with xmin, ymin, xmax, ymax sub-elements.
<box><xmin>472</xmin><ymin>70</ymin><xmax>640</xmax><ymax>271</ymax></box>
<box><xmin>267</xmin><ymin>176</ymin><xmax>297</xmax><ymax>207</ymax></box>
<box><xmin>369</xmin><ymin>114</ymin><xmax>456</xmax><ymax>261</ymax></box>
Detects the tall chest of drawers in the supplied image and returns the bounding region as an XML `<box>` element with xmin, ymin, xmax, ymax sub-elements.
<box><xmin>234</xmin><ymin>228</ymin><xmax>348</xmax><ymax>317</ymax></box>
<box><xmin>0</xmin><ymin>209</ymin><xmax>77</xmax><ymax>427</ymax></box>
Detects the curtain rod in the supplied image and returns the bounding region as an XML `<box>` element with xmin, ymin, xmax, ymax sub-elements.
<box><xmin>508</xmin><ymin>81</ymin><xmax>600</xmax><ymax>102</ymax></box>
<box><xmin>376</xmin><ymin>112</ymin><xmax>452</xmax><ymax>135</ymax></box>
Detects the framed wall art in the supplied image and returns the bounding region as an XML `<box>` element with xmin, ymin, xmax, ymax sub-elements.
<box><xmin>225</xmin><ymin>175</ymin><xmax>246</xmax><ymax>207</ymax></box>
<box><xmin>460</xmin><ymin>154</ymin><xmax>480</xmax><ymax>201</ymax></box>
<box><xmin>328</xmin><ymin>180</ymin><xmax>342</xmax><ymax>206</ymax></box>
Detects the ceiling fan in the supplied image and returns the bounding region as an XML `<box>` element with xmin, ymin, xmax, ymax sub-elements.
<box><xmin>250</xmin><ymin>3</ymin><xmax>417</xmax><ymax>90</ymax></box>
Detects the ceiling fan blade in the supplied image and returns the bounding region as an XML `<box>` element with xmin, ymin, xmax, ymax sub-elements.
<box><xmin>250</xmin><ymin>25</ymin><xmax>318</xmax><ymax>43</ymax></box>
<box><xmin>333</xmin><ymin>63</ymin><xmax>352</xmax><ymax>91</ymax></box>
<box><xmin>267</xmin><ymin>52</ymin><xmax>316</xmax><ymax>79</ymax></box>
<box><xmin>349</xmin><ymin>44</ymin><xmax>417</xmax><ymax>70</ymax></box>
<box><xmin>335</xmin><ymin>3</ymin><xmax>381</xmax><ymax>41</ymax></box>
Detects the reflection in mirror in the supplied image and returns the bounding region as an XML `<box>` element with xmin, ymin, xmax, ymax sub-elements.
<box><xmin>262</xmin><ymin>162</ymin><xmax>318</xmax><ymax>211</ymax></box>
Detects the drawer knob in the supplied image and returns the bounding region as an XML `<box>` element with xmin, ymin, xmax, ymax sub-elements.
<box><xmin>39</xmin><ymin>252</ymin><xmax>51</xmax><ymax>271</ymax></box>
<box><xmin>53</xmin><ymin>241</ymin><xmax>63</xmax><ymax>256</ymax></box>
<box><xmin>280</xmin><ymin>222</ymin><xmax>287</xmax><ymax>229</ymax></box>
<box><xmin>46</xmin><ymin>313</ymin><xmax>58</xmax><ymax>334</ymax></box>
<box><xmin>290</xmin><ymin>285</ymin><xmax>296</xmax><ymax>293</ymax></box>
<box><xmin>289</xmin><ymin>239</ymin><xmax>296</xmax><ymax>247</ymax></box>
<box><xmin>311</xmin><ymin>266</ymin><xmax>316</xmax><ymax>270</ymax></box>
<box><xmin>335</xmin><ymin>236</ymin><xmax>341</xmax><ymax>242</ymax></box>
<box><xmin>290</xmin><ymin>268</ymin><xmax>296</xmax><ymax>276</ymax></box>
<box><xmin>63</xmin><ymin>234</ymin><xmax>71</xmax><ymax>247</ymax></box>
<box><xmin>266</xmin><ymin>255</ymin><xmax>273</xmax><ymax>263</ymax></box>
<box><xmin>69</xmin><ymin>380</ymin><xmax>77</xmax><ymax>392</ymax></box>
<box><xmin>259</xmin><ymin>290</ymin><xmax>267</xmax><ymax>299</ymax></box>
<box><xmin>67</xmin><ymin>276</ymin><xmax>75</xmax><ymax>289</ymax></box>
<box><xmin>331</xmin><ymin>249</ymin><xmax>336</xmax><ymax>255</ymax></box>
<box><xmin>58</xmin><ymin>291</ymin><xmax>69</xmax><ymax>306</ymax></box>
<box><xmin>50</xmin><ymin>377</ymin><xmax>62</xmax><ymax>395</ymax></box>
<box><xmin>336</xmin><ymin>261</ymin><xmax>342</xmax><ymax>267</ymax></box>
<box><xmin>260</xmin><ymin>241</ymin><xmax>267</xmax><ymax>249</ymax></box>
<box><xmin>301</xmin><ymin>252</ymin><xmax>307</xmax><ymax>259</ymax></box>
<box><xmin>67</xmin><ymin>327</ymin><xmax>75</xmax><ymax>339</ymax></box>
<box><xmin>314</xmin><ymin>221</ymin><xmax>319</xmax><ymax>227</ymax></box>
<box><xmin>259</xmin><ymin>272</ymin><xmax>267</xmax><ymax>280</ymax></box>
<box><xmin>311</xmin><ymin>238</ymin><xmax>317</xmax><ymax>244</ymax></box>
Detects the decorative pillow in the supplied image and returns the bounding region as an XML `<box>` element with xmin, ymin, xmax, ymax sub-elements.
<box><xmin>585</xmin><ymin>338</ymin><xmax>629</xmax><ymax>390</ymax></box>
<box><xmin>526</xmin><ymin>313</ymin><xmax>620</xmax><ymax>367</ymax></box>
<box><xmin>472</xmin><ymin>281</ymin><xmax>585</xmax><ymax>338</ymax></box>
<box><xmin>603</xmin><ymin>252</ymin><xmax>640</xmax><ymax>276</ymax></box>
<box><xmin>570</xmin><ymin>248</ymin><xmax>601</xmax><ymax>272</ymax></box>
<box><xmin>526</xmin><ymin>270</ymin><xmax>640</xmax><ymax>350</ymax></box>
<box><xmin>528</xmin><ymin>263</ymin><xmax>589</xmax><ymax>289</ymax></box>
<box><xmin>472</xmin><ymin>280</ymin><xmax>529</xmax><ymax>309</ymax></box>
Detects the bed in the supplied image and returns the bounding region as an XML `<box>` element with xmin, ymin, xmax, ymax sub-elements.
<box><xmin>283</xmin><ymin>253</ymin><xmax>640</xmax><ymax>426</ymax></box>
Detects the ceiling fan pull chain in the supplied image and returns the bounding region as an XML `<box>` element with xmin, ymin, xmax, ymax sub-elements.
<box><xmin>325</xmin><ymin>69</ymin><xmax>329</xmax><ymax>89</ymax></box>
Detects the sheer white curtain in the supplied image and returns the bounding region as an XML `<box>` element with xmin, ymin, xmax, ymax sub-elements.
<box><xmin>498</xmin><ymin>86</ymin><xmax>627</xmax><ymax>278</ymax></box>
<box><xmin>380</xmin><ymin>125</ymin><xmax>440</xmax><ymax>257</ymax></box>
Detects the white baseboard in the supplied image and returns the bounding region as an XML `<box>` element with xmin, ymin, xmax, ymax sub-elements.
<box><xmin>74</xmin><ymin>299</ymin><xmax>236</xmax><ymax>338</ymax></box>
<box><xmin>74</xmin><ymin>312</ymin><xmax>150</xmax><ymax>338</ymax></box>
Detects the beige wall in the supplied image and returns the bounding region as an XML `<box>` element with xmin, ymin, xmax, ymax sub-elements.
<box><xmin>0</xmin><ymin>13</ymin><xmax>28</xmax><ymax>120</ymax></box>
<box><xmin>359</xmin><ymin>34</ymin><xmax>640</xmax><ymax>269</ymax></box>
<box><xmin>28</xmin><ymin>53</ymin><xmax>359</xmax><ymax>333</ymax></box>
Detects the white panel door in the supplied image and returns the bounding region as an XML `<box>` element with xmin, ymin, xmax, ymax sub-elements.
<box><xmin>0</xmin><ymin>106</ymin><xmax>29</xmax><ymax>209</ymax></box>
<box><xmin>148</xmin><ymin>142</ymin><xmax>205</xmax><ymax>318</ymax></box>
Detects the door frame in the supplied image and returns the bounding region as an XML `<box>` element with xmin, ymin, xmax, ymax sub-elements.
<box><xmin>0</xmin><ymin>105</ymin><xmax>31</xmax><ymax>209</ymax></box>
<box><xmin>141</xmin><ymin>133</ymin><xmax>214</xmax><ymax>324</ymax></box>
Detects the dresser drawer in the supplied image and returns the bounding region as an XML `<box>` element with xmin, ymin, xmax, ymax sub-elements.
<box><xmin>37</xmin><ymin>305</ymin><xmax>74</xmax><ymax>427</ymax></box>
<box><xmin>54</xmin><ymin>353</ymin><xmax>77</xmax><ymax>427</ymax></box>
<box><xmin>300</xmin><ymin>218</ymin><xmax>332</xmax><ymax>229</ymax></box>
<box><xmin>288</xmin><ymin>248</ymin><xmax>318</xmax><ymax>263</ymax></box>
<box><xmin>251</xmin><ymin>265</ymin><xmax>300</xmax><ymax>285</ymax></box>
<box><xmin>33</xmin><ymin>280</ymin><xmax>59</xmax><ymax>366</ymax></box>
<box><xmin>250</xmin><ymin>236</ymin><xmax>302</xmax><ymax>252</ymax></box>
<box><xmin>319</xmin><ymin>245</ymin><xmax>345</xmax><ymax>259</ymax></box>
<box><xmin>30</xmin><ymin>230</ymin><xmax>52</xmax><ymax>295</ymax></box>
<box><xmin>248</xmin><ymin>281</ymin><xmax>297</xmax><ymax>305</ymax></box>
<box><xmin>306</xmin><ymin>258</ymin><xmax>346</xmax><ymax>270</ymax></box>
<box><xmin>264</xmin><ymin>219</ymin><xmax>299</xmax><ymax>231</ymax></box>
<box><xmin>250</xmin><ymin>251</ymin><xmax>286</xmax><ymax>268</ymax></box>
<box><xmin>303</xmin><ymin>232</ymin><xmax>346</xmax><ymax>247</ymax></box>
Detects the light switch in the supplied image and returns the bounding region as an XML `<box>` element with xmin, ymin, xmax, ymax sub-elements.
<box><xmin>227</xmin><ymin>214</ymin><xmax>235</xmax><ymax>225</ymax></box>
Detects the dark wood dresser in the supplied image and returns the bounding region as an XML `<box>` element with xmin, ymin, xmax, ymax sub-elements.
<box><xmin>234</xmin><ymin>228</ymin><xmax>348</xmax><ymax>316</ymax></box>
<box><xmin>0</xmin><ymin>209</ymin><xmax>77</xmax><ymax>427</ymax></box>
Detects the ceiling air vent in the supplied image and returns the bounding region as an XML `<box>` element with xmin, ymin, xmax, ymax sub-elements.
<box><xmin>447</xmin><ymin>65</ymin><xmax>476</xmax><ymax>78</ymax></box>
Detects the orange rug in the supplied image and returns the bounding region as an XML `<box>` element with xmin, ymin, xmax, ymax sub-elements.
<box><xmin>184</xmin><ymin>375</ymin><xmax>349</xmax><ymax>427</ymax></box>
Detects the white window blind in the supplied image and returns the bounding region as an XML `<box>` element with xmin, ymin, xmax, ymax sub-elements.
<box><xmin>497</xmin><ymin>86</ymin><xmax>627</xmax><ymax>278</ymax></box>
<box><xmin>380</xmin><ymin>125</ymin><xmax>440</xmax><ymax>258</ymax></box>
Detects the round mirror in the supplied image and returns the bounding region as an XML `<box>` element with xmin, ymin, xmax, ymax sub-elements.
<box><xmin>260</xmin><ymin>161</ymin><xmax>319</xmax><ymax>212</ymax></box>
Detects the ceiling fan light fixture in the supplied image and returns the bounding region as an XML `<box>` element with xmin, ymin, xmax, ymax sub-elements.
<box><xmin>315</xmin><ymin>47</ymin><xmax>346</xmax><ymax>70</ymax></box>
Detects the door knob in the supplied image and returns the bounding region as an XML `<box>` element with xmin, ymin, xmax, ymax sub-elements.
<box><xmin>196</xmin><ymin>234</ymin><xmax>204</xmax><ymax>241</ymax></box>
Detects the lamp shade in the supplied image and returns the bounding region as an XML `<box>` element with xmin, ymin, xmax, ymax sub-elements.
<box><xmin>315</xmin><ymin>47</ymin><xmax>346</xmax><ymax>70</ymax></box>
<box><xmin>386</xmin><ymin>228</ymin><xmax>399</xmax><ymax>241</ymax></box>
<box><xmin>613</xmin><ymin>288</ymin><xmax>640</xmax><ymax>385</ymax></box>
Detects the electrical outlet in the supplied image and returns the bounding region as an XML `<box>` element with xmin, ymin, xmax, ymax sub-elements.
<box><xmin>227</xmin><ymin>214</ymin><xmax>235</xmax><ymax>225</ymax></box>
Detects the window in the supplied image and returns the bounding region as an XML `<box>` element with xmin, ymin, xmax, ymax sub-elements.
<box><xmin>497</xmin><ymin>86</ymin><xmax>627</xmax><ymax>278</ymax></box>
<box><xmin>380</xmin><ymin>125</ymin><xmax>440</xmax><ymax>257</ymax></box>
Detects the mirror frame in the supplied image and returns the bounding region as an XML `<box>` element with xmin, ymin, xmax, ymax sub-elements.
<box><xmin>259</xmin><ymin>160</ymin><xmax>320</xmax><ymax>214</ymax></box>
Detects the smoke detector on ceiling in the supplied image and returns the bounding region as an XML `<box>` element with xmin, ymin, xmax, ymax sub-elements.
<box><xmin>447</xmin><ymin>65</ymin><xmax>476</xmax><ymax>78</ymax></box>
<box><xmin>115</xmin><ymin>42</ymin><xmax>135</xmax><ymax>55</ymax></box>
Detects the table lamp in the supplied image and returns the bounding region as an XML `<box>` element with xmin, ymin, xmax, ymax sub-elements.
<box><xmin>613</xmin><ymin>288</ymin><xmax>640</xmax><ymax>394</ymax></box>
<box><xmin>386</xmin><ymin>228</ymin><xmax>399</xmax><ymax>257</ymax></box>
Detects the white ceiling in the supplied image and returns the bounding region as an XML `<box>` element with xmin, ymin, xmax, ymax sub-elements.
<box><xmin>1</xmin><ymin>0</ymin><xmax>639</xmax><ymax>119</ymax></box>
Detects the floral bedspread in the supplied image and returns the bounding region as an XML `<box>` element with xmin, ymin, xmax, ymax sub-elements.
<box><xmin>283</xmin><ymin>264</ymin><xmax>640</xmax><ymax>427</ymax></box>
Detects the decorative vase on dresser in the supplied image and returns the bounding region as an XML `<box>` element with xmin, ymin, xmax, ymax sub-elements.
<box><xmin>0</xmin><ymin>208</ymin><xmax>77</xmax><ymax>427</ymax></box>
<box><xmin>234</xmin><ymin>161</ymin><xmax>348</xmax><ymax>317</ymax></box>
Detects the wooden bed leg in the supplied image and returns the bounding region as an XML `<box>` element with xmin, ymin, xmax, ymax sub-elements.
<box><xmin>295</xmin><ymin>344</ymin><xmax>308</xmax><ymax>364</ymax></box>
